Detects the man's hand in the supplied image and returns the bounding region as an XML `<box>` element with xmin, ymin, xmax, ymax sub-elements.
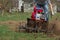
<box><xmin>52</xmin><ymin>11</ymin><xmax>54</xmax><ymax>15</ymax></box>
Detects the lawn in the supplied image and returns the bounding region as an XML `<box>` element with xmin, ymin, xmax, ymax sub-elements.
<box><xmin>0</xmin><ymin>12</ymin><xmax>60</xmax><ymax>40</ymax></box>
<box><xmin>0</xmin><ymin>24</ymin><xmax>60</xmax><ymax>40</ymax></box>
<box><xmin>0</xmin><ymin>25</ymin><xmax>58</xmax><ymax>40</ymax></box>
<box><xmin>0</xmin><ymin>12</ymin><xmax>31</xmax><ymax>21</ymax></box>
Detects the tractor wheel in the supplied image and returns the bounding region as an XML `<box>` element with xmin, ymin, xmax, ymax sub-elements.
<box><xmin>41</xmin><ymin>21</ymin><xmax>48</xmax><ymax>33</ymax></box>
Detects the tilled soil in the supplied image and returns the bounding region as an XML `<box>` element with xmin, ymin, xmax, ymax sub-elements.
<box><xmin>53</xmin><ymin>20</ymin><xmax>60</xmax><ymax>35</ymax></box>
<box><xmin>48</xmin><ymin>19</ymin><xmax>60</xmax><ymax>35</ymax></box>
<box><xmin>0</xmin><ymin>20</ymin><xmax>60</xmax><ymax>35</ymax></box>
<box><xmin>0</xmin><ymin>20</ymin><xmax>26</xmax><ymax>32</ymax></box>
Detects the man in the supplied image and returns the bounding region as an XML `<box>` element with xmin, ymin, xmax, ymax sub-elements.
<box><xmin>33</xmin><ymin>0</ymin><xmax>54</xmax><ymax>21</ymax></box>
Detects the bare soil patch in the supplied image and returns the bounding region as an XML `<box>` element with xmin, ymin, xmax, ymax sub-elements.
<box><xmin>0</xmin><ymin>20</ymin><xmax>26</xmax><ymax>32</ymax></box>
<box><xmin>0</xmin><ymin>20</ymin><xmax>60</xmax><ymax>35</ymax></box>
<box><xmin>48</xmin><ymin>19</ymin><xmax>60</xmax><ymax>35</ymax></box>
<box><xmin>53</xmin><ymin>20</ymin><xmax>60</xmax><ymax>35</ymax></box>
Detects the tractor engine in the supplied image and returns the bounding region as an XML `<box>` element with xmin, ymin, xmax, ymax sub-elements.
<box><xmin>31</xmin><ymin>6</ymin><xmax>45</xmax><ymax>22</ymax></box>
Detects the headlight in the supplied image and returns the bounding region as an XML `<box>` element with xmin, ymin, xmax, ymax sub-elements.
<box><xmin>36</xmin><ymin>13</ymin><xmax>42</xmax><ymax>20</ymax></box>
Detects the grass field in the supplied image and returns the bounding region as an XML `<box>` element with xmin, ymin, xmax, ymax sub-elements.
<box><xmin>0</xmin><ymin>25</ymin><xmax>58</xmax><ymax>40</ymax></box>
<box><xmin>0</xmin><ymin>12</ymin><xmax>31</xmax><ymax>21</ymax></box>
<box><xmin>0</xmin><ymin>12</ymin><xmax>60</xmax><ymax>40</ymax></box>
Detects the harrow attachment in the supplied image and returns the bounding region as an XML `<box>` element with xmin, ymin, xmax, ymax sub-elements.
<box><xmin>18</xmin><ymin>18</ymin><xmax>49</xmax><ymax>33</ymax></box>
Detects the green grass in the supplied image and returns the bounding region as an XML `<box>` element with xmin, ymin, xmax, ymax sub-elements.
<box><xmin>0</xmin><ymin>12</ymin><xmax>60</xmax><ymax>21</ymax></box>
<box><xmin>0</xmin><ymin>12</ymin><xmax>31</xmax><ymax>21</ymax></box>
<box><xmin>49</xmin><ymin>13</ymin><xmax>60</xmax><ymax>21</ymax></box>
<box><xmin>0</xmin><ymin>12</ymin><xmax>60</xmax><ymax>40</ymax></box>
<box><xmin>0</xmin><ymin>25</ymin><xmax>58</xmax><ymax>40</ymax></box>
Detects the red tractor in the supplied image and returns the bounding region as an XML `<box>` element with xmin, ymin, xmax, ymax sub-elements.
<box><xmin>26</xmin><ymin>6</ymin><xmax>48</xmax><ymax>33</ymax></box>
<box><xmin>18</xmin><ymin>5</ymin><xmax>56</xmax><ymax>34</ymax></box>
